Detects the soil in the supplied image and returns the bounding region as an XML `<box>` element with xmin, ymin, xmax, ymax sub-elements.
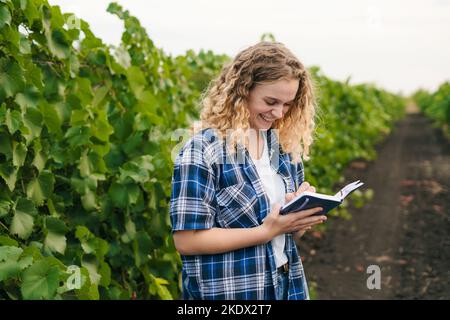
<box><xmin>301</xmin><ymin>107</ymin><xmax>450</xmax><ymax>299</ymax></box>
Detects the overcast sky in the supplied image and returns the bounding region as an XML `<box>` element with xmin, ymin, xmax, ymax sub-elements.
<box><xmin>48</xmin><ymin>0</ymin><xmax>450</xmax><ymax>95</ymax></box>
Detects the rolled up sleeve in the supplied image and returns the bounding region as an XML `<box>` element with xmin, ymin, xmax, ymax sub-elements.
<box><xmin>169</xmin><ymin>138</ymin><xmax>217</xmax><ymax>232</ymax></box>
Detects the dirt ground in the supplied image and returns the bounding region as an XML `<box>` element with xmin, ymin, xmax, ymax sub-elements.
<box><xmin>301</xmin><ymin>108</ymin><xmax>450</xmax><ymax>299</ymax></box>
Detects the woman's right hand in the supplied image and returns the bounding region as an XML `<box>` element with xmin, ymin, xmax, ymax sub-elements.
<box><xmin>261</xmin><ymin>204</ymin><xmax>326</xmax><ymax>241</ymax></box>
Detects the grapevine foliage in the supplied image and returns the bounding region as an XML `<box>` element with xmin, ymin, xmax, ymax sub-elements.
<box><xmin>413</xmin><ymin>82</ymin><xmax>450</xmax><ymax>137</ymax></box>
<box><xmin>0</xmin><ymin>0</ymin><xmax>404</xmax><ymax>299</ymax></box>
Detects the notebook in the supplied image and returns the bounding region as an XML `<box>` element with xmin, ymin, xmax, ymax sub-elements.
<box><xmin>280</xmin><ymin>180</ymin><xmax>365</xmax><ymax>215</ymax></box>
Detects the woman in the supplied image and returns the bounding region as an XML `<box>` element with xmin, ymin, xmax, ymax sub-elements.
<box><xmin>169</xmin><ymin>41</ymin><xmax>326</xmax><ymax>300</ymax></box>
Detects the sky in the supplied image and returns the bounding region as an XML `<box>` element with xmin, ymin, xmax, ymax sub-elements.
<box><xmin>48</xmin><ymin>0</ymin><xmax>450</xmax><ymax>96</ymax></box>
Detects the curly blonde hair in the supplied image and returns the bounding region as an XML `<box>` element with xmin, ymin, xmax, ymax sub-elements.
<box><xmin>192</xmin><ymin>41</ymin><xmax>317</xmax><ymax>163</ymax></box>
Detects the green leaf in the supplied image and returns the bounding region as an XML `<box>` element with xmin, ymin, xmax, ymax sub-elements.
<box><xmin>45</xmin><ymin>28</ymin><xmax>70</xmax><ymax>59</ymax></box>
<box><xmin>108</xmin><ymin>182</ymin><xmax>140</xmax><ymax>208</ymax></box>
<box><xmin>0</xmin><ymin>163</ymin><xmax>18</xmax><ymax>192</ymax></box>
<box><xmin>26</xmin><ymin>171</ymin><xmax>55</xmax><ymax>205</ymax></box>
<box><xmin>119</xmin><ymin>163</ymin><xmax>145</xmax><ymax>183</ymax></box>
<box><xmin>21</xmin><ymin>259</ymin><xmax>60</xmax><ymax>300</ymax></box>
<box><xmin>12</xmin><ymin>141</ymin><xmax>27</xmax><ymax>167</ymax></box>
<box><xmin>120</xmin><ymin>215</ymin><xmax>136</xmax><ymax>243</ymax></box>
<box><xmin>64</xmin><ymin>126</ymin><xmax>90</xmax><ymax>147</ymax></box>
<box><xmin>48</xmin><ymin>5</ymin><xmax>66</xmax><ymax>28</ymax></box>
<box><xmin>75</xmin><ymin>226</ymin><xmax>109</xmax><ymax>259</ymax></box>
<box><xmin>0</xmin><ymin>246</ymin><xmax>22</xmax><ymax>282</ymax></box>
<box><xmin>0</xmin><ymin>5</ymin><xmax>11</xmax><ymax>28</ymax></box>
<box><xmin>91</xmin><ymin>109</ymin><xmax>113</xmax><ymax>142</ymax></box>
<box><xmin>44</xmin><ymin>231</ymin><xmax>66</xmax><ymax>255</ymax></box>
<box><xmin>0</xmin><ymin>245</ymin><xmax>32</xmax><ymax>282</ymax></box>
<box><xmin>81</xmin><ymin>255</ymin><xmax>101</xmax><ymax>285</ymax></box>
<box><xmin>0</xmin><ymin>132</ymin><xmax>12</xmax><ymax>158</ymax></box>
<box><xmin>78</xmin><ymin>150</ymin><xmax>91</xmax><ymax>177</ymax></box>
<box><xmin>0</xmin><ymin>235</ymin><xmax>18</xmax><ymax>246</ymax></box>
<box><xmin>70</xmin><ymin>176</ymin><xmax>96</xmax><ymax>195</ymax></box>
<box><xmin>5</xmin><ymin>109</ymin><xmax>22</xmax><ymax>134</ymax></box>
<box><xmin>75</xmin><ymin>226</ymin><xmax>95</xmax><ymax>255</ymax></box>
<box><xmin>70</xmin><ymin>109</ymin><xmax>88</xmax><ymax>126</ymax></box>
<box><xmin>10</xmin><ymin>198</ymin><xmax>36</xmax><ymax>239</ymax></box>
<box><xmin>98</xmin><ymin>261</ymin><xmax>111</xmax><ymax>287</ymax></box>
<box><xmin>150</xmin><ymin>274</ymin><xmax>173</xmax><ymax>300</ymax></box>
<box><xmin>86</xmin><ymin>152</ymin><xmax>108</xmax><ymax>175</ymax></box>
<box><xmin>32</xmin><ymin>146</ymin><xmax>46</xmax><ymax>173</ymax></box>
<box><xmin>0</xmin><ymin>103</ymin><xmax>5</xmax><ymax>123</ymax></box>
<box><xmin>23</xmin><ymin>0</ymin><xmax>39</xmax><ymax>25</ymax></box>
<box><xmin>110</xmin><ymin>112</ymin><xmax>133</xmax><ymax>140</ymax></box>
<box><xmin>135</xmin><ymin>90</ymin><xmax>158</xmax><ymax>114</ymax></box>
<box><xmin>0</xmin><ymin>246</ymin><xmax>22</xmax><ymax>262</ymax></box>
<box><xmin>23</xmin><ymin>60</ymin><xmax>43</xmax><ymax>90</ymax></box>
<box><xmin>19</xmin><ymin>0</ymin><xmax>27</xmax><ymax>10</ymax></box>
<box><xmin>3</xmin><ymin>25</ymin><xmax>20</xmax><ymax>52</ymax></box>
<box><xmin>40</xmin><ymin>101</ymin><xmax>62</xmax><ymax>136</ymax></box>
<box><xmin>0</xmin><ymin>199</ymin><xmax>11</xmax><ymax>218</ymax></box>
<box><xmin>126</xmin><ymin>66</ymin><xmax>146</xmax><ymax>97</ymax></box>
<box><xmin>127</xmin><ymin>184</ymin><xmax>140</xmax><ymax>205</ymax></box>
<box><xmin>119</xmin><ymin>155</ymin><xmax>154</xmax><ymax>183</ymax></box>
<box><xmin>72</xmin><ymin>77</ymin><xmax>93</xmax><ymax>106</ymax></box>
<box><xmin>80</xmin><ymin>255</ymin><xmax>111</xmax><ymax>288</ymax></box>
<box><xmin>0</xmin><ymin>58</ymin><xmax>25</xmax><ymax>99</ymax></box>
<box><xmin>44</xmin><ymin>217</ymin><xmax>68</xmax><ymax>254</ymax></box>
<box><xmin>106</xmin><ymin>2</ymin><xmax>123</xmax><ymax>16</ymax></box>
<box><xmin>22</xmin><ymin>107</ymin><xmax>43</xmax><ymax>142</ymax></box>
<box><xmin>46</xmin><ymin>197</ymin><xmax>60</xmax><ymax>218</ymax></box>
<box><xmin>21</xmin><ymin>244</ymin><xmax>43</xmax><ymax>261</ymax></box>
<box><xmin>95</xmin><ymin>238</ymin><xmax>109</xmax><ymax>260</ymax></box>
<box><xmin>112</xmin><ymin>45</ymin><xmax>131</xmax><ymax>70</ymax></box>
<box><xmin>121</xmin><ymin>131</ymin><xmax>143</xmax><ymax>155</ymax></box>
<box><xmin>19</xmin><ymin>34</ymin><xmax>31</xmax><ymax>54</ymax></box>
<box><xmin>76</xmin><ymin>267</ymin><xmax>99</xmax><ymax>300</ymax></box>
<box><xmin>15</xmin><ymin>86</ymin><xmax>41</xmax><ymax>109</ymax></box>
<box><xmin>68</xmin><ymin>52</ymin><xmax>80</xmax><ymax>77</ymax></box>
<box><xmin>108</xmin><ymin>182</ymin><xmax>127</xmax><ymax>208</ymax></box>
<box><xmin>81</xmin><ymin>189</ymin><xmax>98</xmax><ymax>211</ymax></box>
<box><xmin>92</xmin><ymin>85</ymin><xmax>110</xmax><ymax>108</ymax></box>
<box><xmin>133</xmin><ymin>231</ymin><xmax>152</xmax><ymax>267</ymax></box>
<box><xmin>91</xmin><ymin>141</ymin><xmax>110</xmax><ymax>157</ymax></box>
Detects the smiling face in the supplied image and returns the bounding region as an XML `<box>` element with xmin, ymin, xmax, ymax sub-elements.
<box><xmin>247</xmin><ymin>78</ymin><xmax>299</xmax><ymax>131</ymax></box>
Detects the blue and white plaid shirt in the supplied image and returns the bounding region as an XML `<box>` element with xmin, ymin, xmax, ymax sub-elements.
<box><xmin>170</xmin><ymin>128</ymin><xmax>309</xmax><ymax>300</ymax></box>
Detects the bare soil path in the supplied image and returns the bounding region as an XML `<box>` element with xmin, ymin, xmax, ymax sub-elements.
<box><xmin>302</xmin><ymin>108</ymin><xmax>450</xmax><ymax>299</ymax></box>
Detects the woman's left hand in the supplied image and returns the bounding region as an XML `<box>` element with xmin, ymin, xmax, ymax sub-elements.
<box><xmin>285</xmin><ymin>181</ymin><xmax>323</xmax><ymax>242</ymax></box>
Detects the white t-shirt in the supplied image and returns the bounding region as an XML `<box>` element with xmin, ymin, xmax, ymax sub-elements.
<box><xmin>250</xmin><ymin>132</ymin><xmax>288</xmax><ymax>268</ymax></box>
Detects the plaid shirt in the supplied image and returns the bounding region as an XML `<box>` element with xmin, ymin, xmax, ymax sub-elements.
<box><xmin>170</xmin><ymin>128</ymin><xmax>309</xmax><ymax>300</ymax></box>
